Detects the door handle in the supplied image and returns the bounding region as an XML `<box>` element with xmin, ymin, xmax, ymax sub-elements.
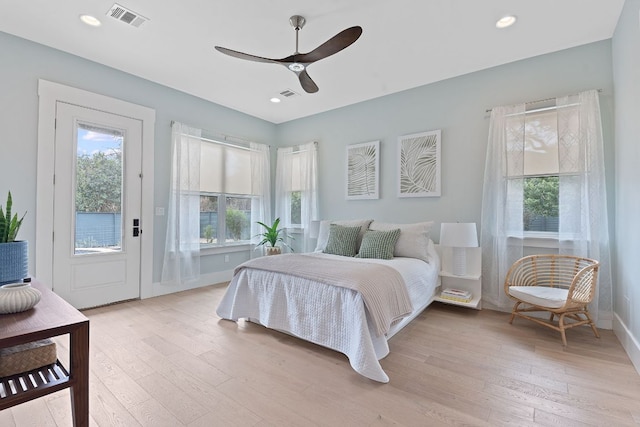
<box><xmin>133</xmin><ymin>219</ymin><xmax>140</xmax><ymax>237</ymax></box>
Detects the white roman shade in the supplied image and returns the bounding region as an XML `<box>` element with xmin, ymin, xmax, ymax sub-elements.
<box><xmin>200</xmin><ymin>142</ymin><xmax>252</xmax><ymax>195</ymax></box>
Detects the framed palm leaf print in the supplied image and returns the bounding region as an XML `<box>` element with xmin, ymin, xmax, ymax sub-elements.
<box><xmin>346</xmin><ymin>140</ymin><xmax>379</xmax><ymax>200</ymax></box>
<box><xmin>398</xmin><ymin>130</ymin><xmax>441</xmax><ymax>197</ymax></box>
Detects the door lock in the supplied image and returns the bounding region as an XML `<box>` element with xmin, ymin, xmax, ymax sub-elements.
<box><xmin>133</xmin><ymin>219</ymin><xmax>140</xmax><ymax>237</ymax></box>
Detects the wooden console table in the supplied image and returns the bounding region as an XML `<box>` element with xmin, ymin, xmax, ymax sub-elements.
<box><xmin>0</xmin><ymin>280</ymin><xmax>89</xmax><ymax>427</ymax></box>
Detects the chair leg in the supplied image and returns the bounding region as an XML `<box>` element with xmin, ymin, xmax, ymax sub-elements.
<box><xmin>559</xmin><ymin>313</ymin><xmax>568</xmax><ymax>347</ymax></box>
<box><xmin>584</xmin><ymin>310</ymin><xmax>600</xmax><ymax>339</ymax></box>
<box><xmin>549</xmin><ymin>313</ymin><xmax>555</xmax><ymax>322</ymax></box>
<box><xmin>509</xmin><ymin>302</ymin><xmax>520</xmax><ymax>324</ymax></box>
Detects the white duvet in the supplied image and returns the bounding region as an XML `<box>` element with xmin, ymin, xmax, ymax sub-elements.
<box><xmin>216</xmin><ymin>250</ymin><xmax>439</xmax><ymax>383</ymax></box>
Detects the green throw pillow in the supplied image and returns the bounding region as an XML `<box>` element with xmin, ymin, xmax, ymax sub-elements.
<box><xmin>323</xmin><ymin>224</ymin><xmax>361</xmax><ymax>257</ymax></box>
<box><xmin>356</xmin><ymin>229</ymin><xmax>401</xmax><ymax>260</ymax></box>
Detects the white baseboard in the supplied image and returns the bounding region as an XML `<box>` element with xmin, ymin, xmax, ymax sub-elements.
<box><xmin>150</xmin><ymin>270</ymin><xmax>234</xmax><ymax>298</ymax></box>
<box><xmin>613</xmin><ymin>312</ymin><xmax>640</xmax><ymax>376</ymax></box>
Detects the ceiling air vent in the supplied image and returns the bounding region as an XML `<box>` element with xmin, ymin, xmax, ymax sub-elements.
<box><xmin>107</xmin><ymin>3</ymin><xmax>149</xmax><ymax>28</ymax></box>
<box><xmin>279</xmin><ymin>89</ymin><xmax>299</xmax><ymax>98</ymax></box>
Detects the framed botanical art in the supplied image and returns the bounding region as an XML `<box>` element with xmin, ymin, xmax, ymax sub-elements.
<box><xmin>346</xmin><ymin>140</ymin><xmax>379</xmax><ymax>200</ymax></box>
<box><xmin>397</xmin><ymin>129</ymin><xmax>441</xmax><ymax>197</ymax></box>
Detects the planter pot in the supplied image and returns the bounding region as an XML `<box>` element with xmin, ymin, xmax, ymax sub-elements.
<box><xmin>0</xmin><ymin>282</ymin><xmax>41</xmax><ymax>314</ymax></box>
<box><xmin>0</xmin><ymin>241</ymin><xmax>28</xmax><ymax>285</ymax></box>
<box><xmin>265</xmin><ymin>246</ymin><xmax>282</xmax><ymax>256</ymax></box>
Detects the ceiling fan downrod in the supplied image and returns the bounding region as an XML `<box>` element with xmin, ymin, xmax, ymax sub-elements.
<box><xmin>288</xmin><ymin>15</ymin><xmax>306</xmax><ymax>70</ymax></box>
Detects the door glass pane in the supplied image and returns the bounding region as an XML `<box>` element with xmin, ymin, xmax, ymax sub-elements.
<box><xmin>75</xmin><ymin>123</ymin><xmax>123</xmax><ymax>255</ymax></box>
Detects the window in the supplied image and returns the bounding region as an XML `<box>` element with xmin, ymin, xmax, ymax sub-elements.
<box><xmin>199</xmin><ymin>139</ymin><xmax>253</xmax><ymax>246</ymax></box>
<box><xmin>288</xmin><ymin>151</ymin><xmax>302</xmax><ymax>227</ymax></box>
<box><xmin>275</xmin><ymin>142</ymin><xmax>318</xmax><ymax>252</ymax></box>
<box><xmin>290</xmin><ymin>191</ymin><xmax>301</xmax><ymax>225</ymax></box>
<box><xmin>275</xmin><ymin>143</ymin><xmax>318</xmax><ymax>230</ymax></box>
<box><xmin>522</xmin><ymin>109</ymin><xmax>560</xmax><ymax>233</ymax></box>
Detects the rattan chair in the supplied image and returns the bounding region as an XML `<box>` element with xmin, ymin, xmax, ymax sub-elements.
<box><xmin>504</xmin><ymin>254</ymin><xmax>600</xmax><ymax>346</ymax></box>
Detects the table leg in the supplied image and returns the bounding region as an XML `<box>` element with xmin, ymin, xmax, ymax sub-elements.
<box><xmin>70</xmin><ymin>321</ymin><xmax>90</xmax><ymax>427</ymax></box>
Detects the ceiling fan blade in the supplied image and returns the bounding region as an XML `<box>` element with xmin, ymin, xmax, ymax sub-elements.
<box><xmin>214</xmin><ymin>46</ymin><xmax>280</xmax><ymax>64</ymax></box>
<box><xmin>297</xmin><ymin>26</ymin><xmax>363</xmax><ymax>63</ymax></box>
<box><xmin>215</xmin><ymin>19</ymin><xmax>361</xmax><ymax>95</ymax></box>
<box><xmin>298</xmin><ymin>70</ymin><xmax>319</xmax><ymax>93</ymax></box>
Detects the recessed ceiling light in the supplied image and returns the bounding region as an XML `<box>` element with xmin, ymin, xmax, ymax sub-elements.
<box><xmin>80</xmin><ymin>14</ymin><xmax>102</xmax><ymax>27</ymax></box>
<box><xmin>496</xmin><ymin>15</ymin><xmax>517</xmax><ymax>29</ymax></box>
<box><xmin>270</xmin><ymin>97</ymin><xmax>281</xmax><ymax>103</ymax></box>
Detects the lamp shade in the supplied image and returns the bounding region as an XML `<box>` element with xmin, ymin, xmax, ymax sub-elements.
<box><xmin>440</xmin><ymin>223</ymin><xmax>478</xmax><ymax>248</ymax></box>
<box><xmin>440</xmin><ymin>223</ymin><xmax>478</xmax><ymax>276</ymax></box>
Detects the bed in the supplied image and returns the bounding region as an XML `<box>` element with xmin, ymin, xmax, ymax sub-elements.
<box><xmin>216</xmin><ymin>220</ymin><xmax>439</xmax><ymax>383</ymax></box>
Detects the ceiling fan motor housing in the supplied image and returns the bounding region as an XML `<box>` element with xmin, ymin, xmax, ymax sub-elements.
<box><xmin>289</xmin><ymin>15</ymin><xmax>306</xmax><ymax>30</ymax></box>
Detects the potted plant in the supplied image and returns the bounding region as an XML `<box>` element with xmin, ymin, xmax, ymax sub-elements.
<box><xmin>255</xmin><ymin>217</ymin><xmax>292</xmax><ymax>255</ymax></box>
<box><xmin>0</xmin><ymin>191</ymin><xmax>28</xmax><ymax>285</ymax></box>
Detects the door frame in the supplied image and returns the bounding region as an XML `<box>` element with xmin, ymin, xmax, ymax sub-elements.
<box><xmin>36</xmin><ymin>79</ymin><xmax>155</xmax><ymax>299</ymax></box>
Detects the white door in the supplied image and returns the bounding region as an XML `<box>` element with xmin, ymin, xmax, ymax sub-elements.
<box><xmin>52</xmin><ymin>102</ymin><xmax>142</xmax><ymax>309</ymax></box>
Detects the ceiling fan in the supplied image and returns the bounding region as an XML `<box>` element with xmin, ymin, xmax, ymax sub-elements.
<box><xmin>215</xmin><ymin>15</ymin><xmax>362</xmax><ymax>94</ymax></box>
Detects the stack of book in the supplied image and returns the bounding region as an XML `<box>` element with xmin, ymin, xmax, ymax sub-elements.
<box><xmin>440</xmin><ymin>288</ymin><xmax>472</xmax><ymax>303</ymax></box>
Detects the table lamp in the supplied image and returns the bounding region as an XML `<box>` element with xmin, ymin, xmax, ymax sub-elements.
<box><xmin>440</xmin><ymin>223</ymin><xmax>478</xmax><ymax>276</ymax></box>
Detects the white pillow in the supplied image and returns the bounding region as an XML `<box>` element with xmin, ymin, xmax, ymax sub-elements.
<box><xmin>314</xmin><ymin>219</ymin><xmax>373</xmax><ymax>252</ymax></box>
<box><xmin>369</xmin><ymin>221</ymin><xmax>434</xmax><ymax>262</ymax></box>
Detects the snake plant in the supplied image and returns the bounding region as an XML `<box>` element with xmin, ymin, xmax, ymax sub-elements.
<box><xmin>0</xmin><ymin>192</ymin><xmax>26</xmax><ymax>243</ymax></box>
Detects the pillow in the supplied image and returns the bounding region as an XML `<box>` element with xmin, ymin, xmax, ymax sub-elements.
<box><xmin>369</xmin><ymin>221</ymin><xmax>434</xmax><ymax>262</ymax></box>
<box><xmin>356</xmin><ymin>229</ymin><xmax>401</xmax><ymax>260</ymax></box>
<box><xmin>314</xmin><ymin>219</ymin><xmax>373</xmax><ymax>252</ymax></box>
<box><xmin>323</xmin><ymin>224</ymin><xmax>362</xmax><ymax>257</ymax></box>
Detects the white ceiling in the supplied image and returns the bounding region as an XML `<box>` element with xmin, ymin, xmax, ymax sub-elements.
<box><xmin>0</xmin><ymin>1</ymin><xmax>625</xmax><ymax>124</ymax></box>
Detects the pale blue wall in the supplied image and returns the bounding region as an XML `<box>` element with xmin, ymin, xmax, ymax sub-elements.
<box><xmin>276</xmin><ymin>41</ymin><xmax>615</xmax><ymax>244</ymax></box>
<box><xmin>0</xmin><ymin>31</ymin><xmax>617</xmax><ymax>292</ymax></box>
<box><xmin>0</xmin><ymin>31</ymin><xmax>277</xmax><ymax>284</ymax></box>
<box><xmin>612</xmin><ymin>0</ymin><xmax>640</xmax><ymax>368</ymax></box>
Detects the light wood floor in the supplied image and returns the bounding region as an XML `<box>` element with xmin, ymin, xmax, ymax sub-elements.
<box><xmin>2</xmin><ymin>283</ymin><xmax>640</xmax><ymax>426</ymax></box>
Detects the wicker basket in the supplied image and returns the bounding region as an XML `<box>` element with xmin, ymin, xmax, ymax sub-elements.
<box><xmin>0</xmin><ymin>339</ymin><xmax>57</xmax><ymax>377</ymax></box>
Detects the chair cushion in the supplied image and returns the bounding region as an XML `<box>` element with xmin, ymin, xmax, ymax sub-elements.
<box><xmin>508</xmin><ymin>286</ymin><xmax>569</xmax><ymax>309</ymax></box>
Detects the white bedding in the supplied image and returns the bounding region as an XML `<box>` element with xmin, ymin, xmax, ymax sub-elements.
<box><xmin>216</xmin><ymin>246</ymin><xmax>439</xmax><ymax>383</ymax></box>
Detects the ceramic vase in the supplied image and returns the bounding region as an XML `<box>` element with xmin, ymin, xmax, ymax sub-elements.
<box><xmin>0</xmin><ymin>240</ymin><xmax>29</xmax><ymax>285</ymax></box>
<box><xmin>0</xmin><ymin>282</ymin><xmax>42</xmax><ymax>314</ymax></box>
<box><xmin>265</xmin><ymin>246</ymin><xmax>282</xmax><ymax>256</ymax></box>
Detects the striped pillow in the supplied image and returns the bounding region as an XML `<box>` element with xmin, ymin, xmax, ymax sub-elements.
<box><xmin>356</xmin><ymin>229</ymin><xmax>401</xmax><ymax>260</ymax></box>
<box><xmin>323</xmin><ymin>224</ymin><xmax>362</xmax><ymax>257</ymax></box>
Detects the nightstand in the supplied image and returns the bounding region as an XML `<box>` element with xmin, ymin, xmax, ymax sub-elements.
<box><xmin>434</xmin><ymin>244</ymin><xmax>482</xmax><ymax>309</ymax></box>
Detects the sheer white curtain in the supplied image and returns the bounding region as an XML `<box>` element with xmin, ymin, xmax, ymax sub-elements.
<box><xmin>275</xmin><ymin>141</ymin><xmax>319</xmax><ymax>252</ymax></box>
<box><xmin>480</xmin><ymin>103</ymin><xmax>526</xmax><ymax>309</ymax></box>
<box><xmin>161</xmin><ymin>122</ymin><xmax>201</xmax><ymax>286</ymax></box>
<box><xmin>557</xmin><ymin>90</ymin><xmax>612</xmax><ymax>324</ymax></box>
<box><xmin>481</xmin><ymin>90</ymin><xmax>612</xmax><ymax>324</ymax></box>
<box><xmin>250</xmin><ymin>142</ymin><xmax>271</xmax><ymax>256</ymax></box>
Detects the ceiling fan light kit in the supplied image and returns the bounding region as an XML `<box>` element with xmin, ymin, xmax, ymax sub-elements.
<box><xmin>215</xmin><ymin>15</ymin><xmax>362</xmax><ymax>94</ymax></box>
